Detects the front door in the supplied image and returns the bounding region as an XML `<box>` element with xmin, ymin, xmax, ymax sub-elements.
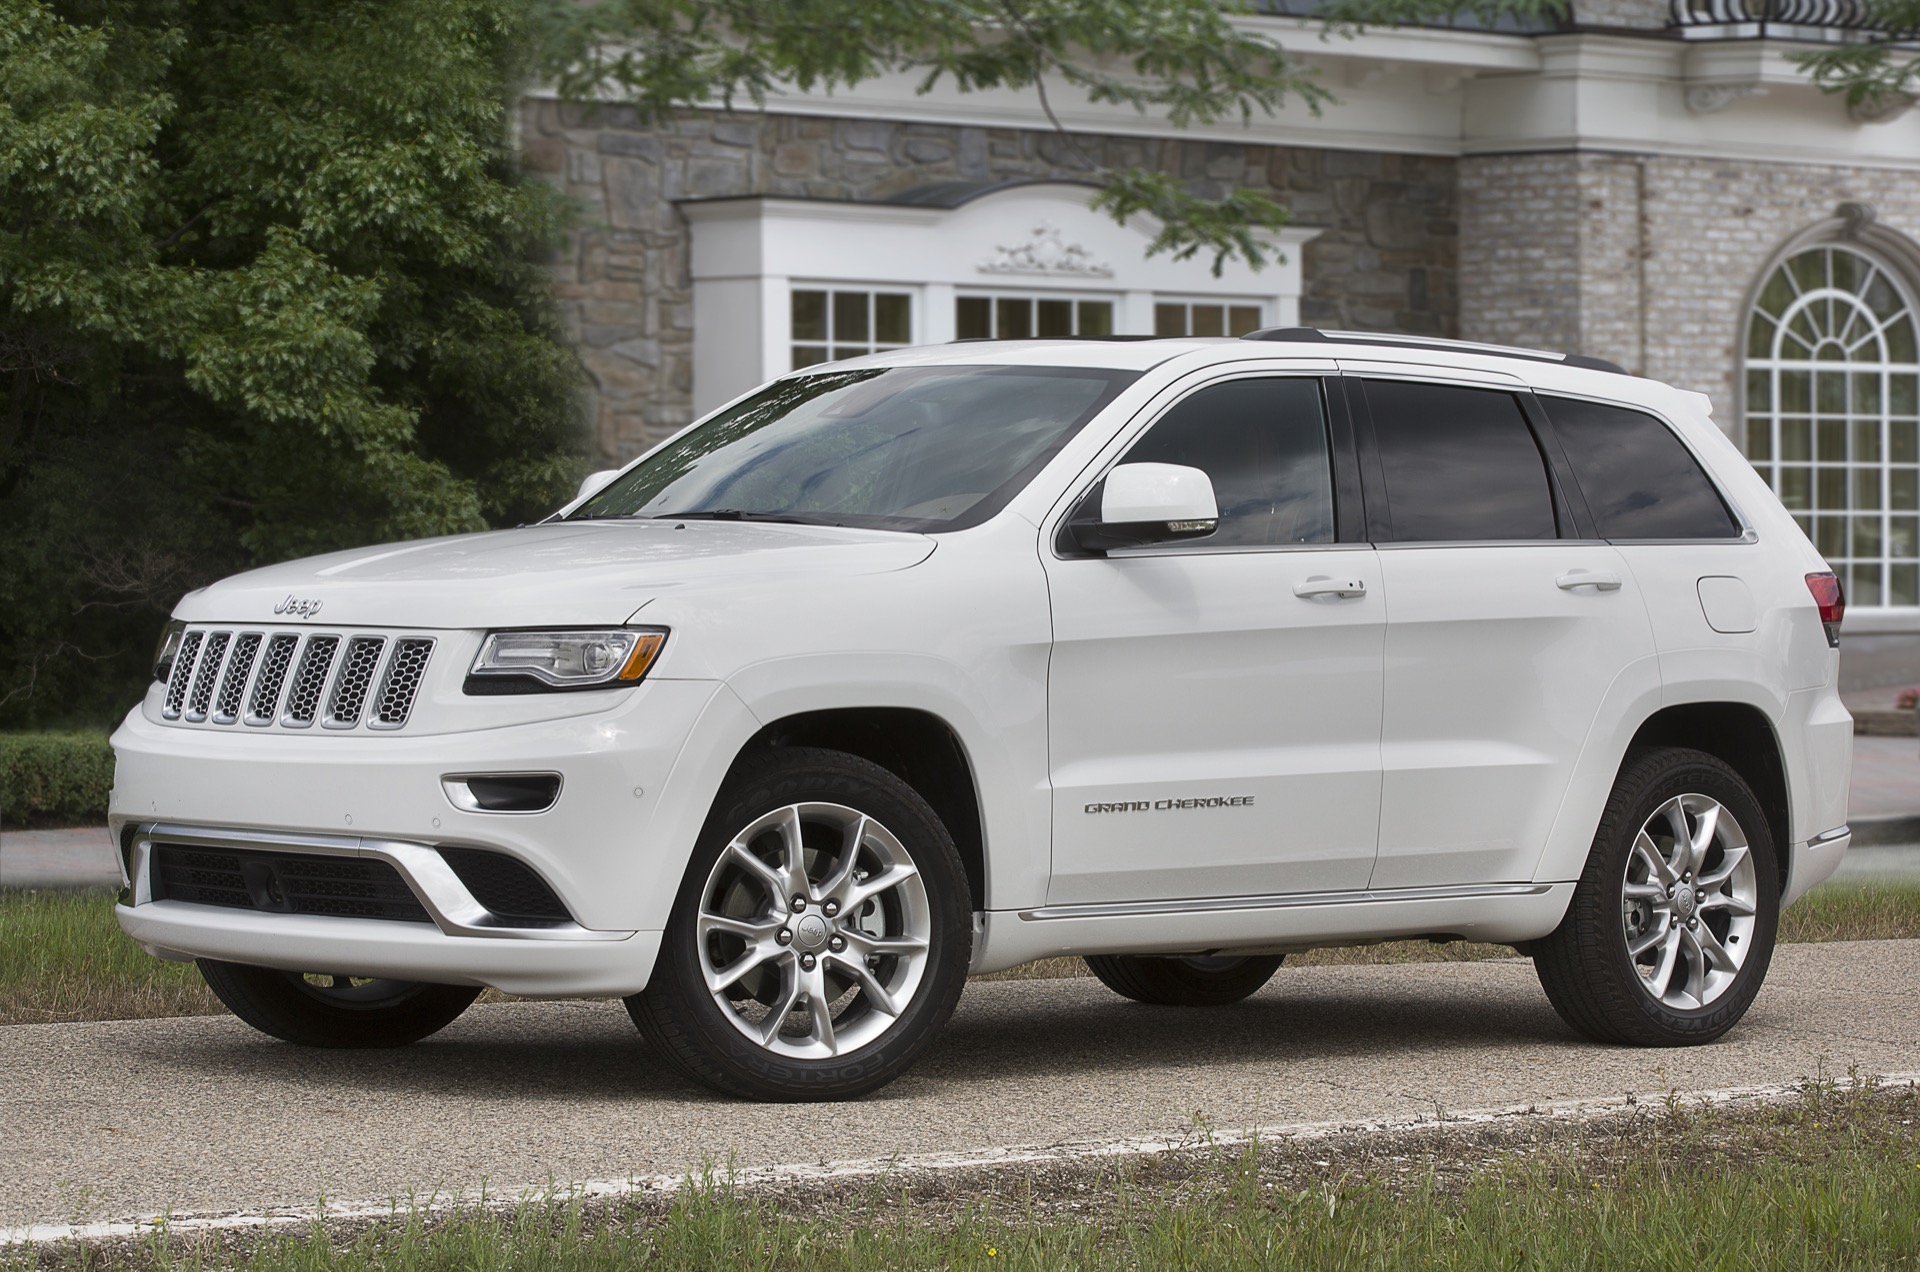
<box><xmin>1044</xmin><ymin>373</ymin><xmax>1385</xmax><ymax>906</ymax></box>
<box><xmin>1347</xmin><ymin>373</ymin><xmax>1660</xmax><ymax>889</ymax></box>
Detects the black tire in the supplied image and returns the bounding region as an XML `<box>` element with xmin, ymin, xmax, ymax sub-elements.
<box><xmin>196</xmin><ymin>960</ymin><xmax>481</xmax><ymax>1048</ymax></box>
<box><xmin>629</xmin><ymin>747</ymin><xmax>972</xmax><ymax>1102</ymax></box>
<box><xmin>1533</xmin><ymin>747</ymin><xmax>1779</xmax><ymax>1047</ymax></box>
<box><xmin>1084</xmin><ymin>953</ymin><xmax>1285</xmax><ymax>1006</ymax></box>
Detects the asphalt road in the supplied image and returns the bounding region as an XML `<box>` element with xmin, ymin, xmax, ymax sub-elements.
<box><xmin>4</xmin><ymin>939</ymin><xmax>1917</xmax><ymax>1234</ymax></box>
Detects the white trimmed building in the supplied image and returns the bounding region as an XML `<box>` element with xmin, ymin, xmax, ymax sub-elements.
<box><xmin>521</xmin><ymin>0</ymin><xmax>1920</xmax><ymax>668</ymax></box>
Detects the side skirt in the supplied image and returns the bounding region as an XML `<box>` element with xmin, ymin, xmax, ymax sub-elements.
<box><xmin>969</xmin><ymin>882</ymin><xmax>1575</xmax><ymax>976</ymax></box>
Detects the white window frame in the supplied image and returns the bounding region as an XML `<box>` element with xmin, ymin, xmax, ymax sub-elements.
<box><xmin>953</xmin><ymin>288</ymin><xmax>1122</xmax><ymax>340</ymax></box>
<box><xmin>788</xmin><ymin>283</ymin><xmax>920</xmax><ymax>371</ymax></box>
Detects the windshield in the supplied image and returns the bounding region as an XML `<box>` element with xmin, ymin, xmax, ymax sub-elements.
<box><xmin>568</xmin><ymin>365</ymin><xmax>1138</xmax><ymax>532</ymax></box>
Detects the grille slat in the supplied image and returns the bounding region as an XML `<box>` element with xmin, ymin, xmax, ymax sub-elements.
<box><xmin>323</xmin><ymin>636</ymin><xmax>386</xmax><ymax>728</ymax></box>
<box><xmin>282</xmin><ymin>636</ymin><xmax>341</xmax><ymax>727</ymax></box>
<box><xmin>246</xmin><ymin>634</ymin><xmax>300</xmax><ymax>726</ymax></box>
<box><xmin>370</xmin><ymin>638</ymin><xmax>435</xmax><ymax>729</ymax></box>
<box><xmin>152</xmin><ymin>846</ymin><xmax>432</xmax><ymax>923</ymax></box>
<box><xmin>212</xmin><ymin>633</ymin><xmax>261</xmax><ymax>725</ymax></box>
<box><xmin>167</xmin><ymin>626</ymin><xmax>433</xmax><ymax>732</ymax></box>
<box><xmin>184</xmin><ymin>631</ymin><xmax>230</xmax><ymax>722</ymax></box>
<box><xmin>163</xmin><ymin>631</ymin><xmax>205</xmax><ymax>720</ymax></box>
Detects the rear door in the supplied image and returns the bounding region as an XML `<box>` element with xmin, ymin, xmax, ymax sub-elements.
<box><xmin>1043</xmin><ymin>368</ymin><xmax>1385</xmax><ymax>906</ymax></box>
<box><xmin>1345</xmin><ymin>368</ymin><xmax>1660</xmax><ymax>888</ymax></box>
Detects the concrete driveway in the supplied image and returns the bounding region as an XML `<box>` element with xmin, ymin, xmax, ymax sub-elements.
<box><xmin>3</xmin><ymin>939</ymin><xmax>1915</xmax><ymax>1234</ymax></box>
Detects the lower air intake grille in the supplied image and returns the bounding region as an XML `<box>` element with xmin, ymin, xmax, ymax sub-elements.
<box><xmin>152</xmin><ymin>846</ymin><xmax>432</xmax><ymax>923</ymax></box>
<box><xmin>438</xmin><ymin>847</ymin><xmax>573</xmax><ymax>926</ymax></box>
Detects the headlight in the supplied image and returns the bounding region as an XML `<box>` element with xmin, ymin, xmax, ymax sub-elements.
<box><xmin>152</xmin><ymin>620</ymin><xmax>187</xmax><ymax>684</ymax></box>
<box><xmin>465</xmin><ymin>628</ymin><xmax>667</xmax><ymax>694</ymax></box>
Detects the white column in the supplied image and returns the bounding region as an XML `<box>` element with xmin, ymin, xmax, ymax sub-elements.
<box><xmin>922</xmin><ymin>283</ymin><xmax>956</xmax><ymax>346</ymax></box>
<box><xmin>1118</xmin><ymin>290</ymin><xmax>1157</xmax><ymax>336</ymax></box>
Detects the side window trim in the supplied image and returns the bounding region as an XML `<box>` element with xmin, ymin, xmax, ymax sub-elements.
<box><xmin>1517</xmin><ymin>392</ymin><xmax>1600</xmax><ymax>540</ymax></box>
<box><xmin>1534</xmin><ymin>391</ymin><xmax>1756</xmax><ymax>545</ymax></box>
<box><xmin>1345</xmin><ymin>374</ymin><xmax>1580</xmax><ymax>546</ymax></box>
<box><xmin>1053</xmin><ymin>371</ymin><xmax>1351</xmax><ymax>558</ymax></box>
<box><xmin>1323</xmin><ymin>375</ymin><xmax>1371</xmax><ymax>544</ymax></box>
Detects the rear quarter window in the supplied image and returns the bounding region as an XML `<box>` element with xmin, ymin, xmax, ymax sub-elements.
<box><xmin>1541</xmin><ymin>396</ymin><xmax>1741</xmax><ymax>541</ymax></box>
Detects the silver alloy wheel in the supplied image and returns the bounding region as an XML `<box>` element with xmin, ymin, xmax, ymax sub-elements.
<box><xmin>1620</xmin><ymin>792</ymin><xmax>1759</xmax><ymax>1010</ymax></box>
<box><xmin>695</xmin><ymin>801</ymin><xmax>932</xmax><ymax>1060</ymax></box>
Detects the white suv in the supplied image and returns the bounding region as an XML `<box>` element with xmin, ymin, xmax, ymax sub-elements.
<box><xmin>112</xmin><ymin>330</ymin><xmax>1855</xmax><ymax>1101</ymax></box>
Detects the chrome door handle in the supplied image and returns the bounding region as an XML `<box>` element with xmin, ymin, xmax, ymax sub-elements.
<box><xmin>1556</xmin><ymin>570</ymin><xmax>1622</xmax><ymax>592</ymax></box>
<box><xmin>1294</xmin><ymin>576</ymin><xmax>1368</xmax><ymax>599</ymax></box>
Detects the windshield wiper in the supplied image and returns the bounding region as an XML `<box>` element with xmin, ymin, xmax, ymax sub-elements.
<box><xmin>651</xmin><ymin>510</ymin><xmax>833</xmax><ymax>526</ymax></box>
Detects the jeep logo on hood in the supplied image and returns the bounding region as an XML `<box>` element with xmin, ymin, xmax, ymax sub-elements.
<box><xmin>273</xmin><ymin>595</ymin><xmax>324</xmax><ymax>619</ymax></box>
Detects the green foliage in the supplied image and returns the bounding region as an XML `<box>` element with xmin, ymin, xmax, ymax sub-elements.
<box><xmin>0</xmin><ymin>0</ymin><xmax>587</xmax><ymax>726</ymax></box>
<box><xmin>0</xmin><ymin>730</ymin><xmax>113</xmax><ymax>824</ymax></box>
<box><xmin>531</xmin><ymin>0</ymin><xmax>1337</xmax><ymax>274</ymax></box>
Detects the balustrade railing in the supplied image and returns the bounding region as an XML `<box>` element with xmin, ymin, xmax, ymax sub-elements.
<box><xmin>1670</xmin><ymin>0</ymin><xmax>1908</xmax><ymax>37</ymax></box>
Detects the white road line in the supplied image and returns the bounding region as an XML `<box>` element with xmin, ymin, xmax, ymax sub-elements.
<box><xmin>9</xmin><ymin>1071</ymin><xmax>1915</xmax><ymax>1248</ymax></box>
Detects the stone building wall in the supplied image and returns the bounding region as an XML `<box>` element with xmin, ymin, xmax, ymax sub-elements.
<box><xmin>520</xmin><ymin>101</ymin><xmax>1459</xmax><ymax>461</ymax></box>
<box><xmin>1462</xmin><ymin>149</ymin><xmax>1920</xmax><ymax>427</ymax></box>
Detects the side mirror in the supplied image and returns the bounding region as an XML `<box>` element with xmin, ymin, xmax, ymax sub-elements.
<box><xmin>574</xmin><ymin>469</ymin><xmax>621</xmax><ymax>505</ymax></box>
<box><xmin>1068</xmin><ymin>463</ymin><xmax>1219</xmax><ymax>553</ymax></box>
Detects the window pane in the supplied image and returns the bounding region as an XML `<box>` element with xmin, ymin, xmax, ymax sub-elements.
<box><xmin>1747</xmin><ymin>370</ymin><xmax>1772</xmax><ymax>412</ymax></box>
<box><xmin>1892</xmin><ymin>563</ymin><xmax>1918</xmax><ymax>606</ymax></box>
<box><xmin>1191</xmin><ymin>305</ymin><xmax>1225</xmax><ymax>338</ymax></box>
<box><xmin>1853</xmin><ymin>418</ymin><xmax>1883</xmax><ymax>463</ymax></box>
<box><xmin>1817</xmin><ymin>418</ymin><xmax>1846</xmax><ymax>461</ymax></box>
<box><xmin>1852</xmin><ymin>372</ymin><xmax>1882</xmax><ymax>415</ymax></box>
<box><xmin>1229</xmin><ymin>306</ymin><xmax>1263</xmax><ymax>337</ymax></box>
<box><xmin>1816</xmin><ymin>515</ymin><xmax>1846</xmax><ymax>558</ymax></box>
<box><xmin>1854</xmin><ymin>468</ymin><xmax>1883</xmax><ymax>510</ymax></box>
<box><xmin>1037</xmin><ymin>299</ymin><xmax>1074</xmax><ymax>339</ymax></box>
<box><xmin>1852</xmin><ymin>562</ymin><xmax>1884</xmax><ymax>606</ymax></box>
<box><xmin>1893</xmin><ymin>375</ymin><xmax>1918</xmax><ymax>416</ymax></box>
<box><xmin>1894</xmin><ymin>468</ymin><xmax>1918</xmax><ymax>510</ymax></box>
<box><xmin>1543</xmin><ymin>397</ymin><xmax>1739</xmax><ymax>540</ymax></box>
<box><xmin>832</xmin><ymin>346</ymin><xmax>867</xmax><ymax>362</ymax></box>
<box><xmin>1746</xmin><ymin>419</ymin><xmax>1772</xmax><ymax>461</ymax></box>
<box><xmin>833</xmin><ymin>291</ymin><xmax>869</xmax><ymax>343</ymax></box>
<box><xmin>1078</xmin><ymin>301</ymin><xmax>1113</xmax><ymax>337</ymax></box>
<box><xmin>996</xmin><ymin>297</ymin><xmax>1032</xmax><ymax>340</ymax></box>
<box><xmin>1154</xmin><ymin>304</ymin><xmax>1187</xmax><ymax>337</ymax></box>
<box><xmin>956</xmin><ymin>296</ymin><xmax>991</xmax><ymax>340</ymax></box>
<box><xmin>1890</xmin><ymin>515</ymin><xmax>1919</xmax><ymax>559</ymax></box>
<box><xmin>1781</xmin><ymin>374</ymin><xmax>1811</xmax><ymax>413</ymax></box>
<box><xmin>573</xmin><ymin>365</ymin><xmax>1137</xmax><ymax>531</ymax></box>
<box><xmin>1121</xmin><ymin>378</ymin><xmax>1334</xmax><ymax>548</ymax></box>
<box><xmin>1893</xmin><ymin>421</ymin><xmax>1918</xmax><ymax>463</ymax></box>
<box><xmin>1778</xmin><ymin>467</ymin><xmax>1811</xmax><ymax>509</ymax></box>
<box><xmin>1365</xmin><ymin>380</ymin><xmax>1556</xmax><ymax>542</ymax></box>
<box><xmin>1818</xmin><ymin>467</ymin><xmax>1847</xmax><ymax>509</ymax></box>
<box><xmin>1781</xmin><ymin>418</ymin><xmax>1811</xmax><ymax>461</ymax></box>
<box><xmin>792</xmin><ymin>290</ymin><xmax>828</xmax><ymax>343</ymax></box>
<box><xmin>1853</xmin><ymin>514</ymin><xmax>1883</xmax><ymax>558</ymax></box>
<box><xmin>874</xmin><ymin>294</ymin><xmax>911</xmax><ymax>345</ymax></box>
<box><xmin>791</xmin><ymin>344</ymin><xmax>828</xmax><ymax>370</ymax></box>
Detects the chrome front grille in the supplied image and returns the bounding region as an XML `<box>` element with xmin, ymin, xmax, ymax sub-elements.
<box><xmin>161</xmin><ymin>627</ymin><xmax>435</xmax><ymax>732</ymax></box>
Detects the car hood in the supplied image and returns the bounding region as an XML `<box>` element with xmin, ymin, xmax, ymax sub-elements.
<box><xmin>175</xmin><ymin>521</ymin><xmax>937</xmax><ymax>630</ymax></box>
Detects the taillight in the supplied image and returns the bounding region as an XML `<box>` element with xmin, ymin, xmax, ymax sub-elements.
<box><xmin>1806</xmin><ymin>572</ymin><xmax>1844</xmax><ymax>647</ymax></box>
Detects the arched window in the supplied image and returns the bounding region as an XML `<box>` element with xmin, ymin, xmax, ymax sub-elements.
<box><xmin>1746</xmin><ymin>244</ymin><xmax>1920</xmax><ymax>608</ymax></box>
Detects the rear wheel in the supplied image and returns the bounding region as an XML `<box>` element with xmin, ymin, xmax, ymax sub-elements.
<box><xmin>629</xmin><ymin>748</ymin><xmax>971</xmax><ymax>1101</ymax></box>
<box><xmin>1084</xmin><ymin>953</ymin><xmax>1284</xmax><ymax>1006</ymax></box>
<box><xmin>196</xmin><ymin>960</ymin><xmax>481</xmax><ymax>1047</ymax></box>
<box><xmin>1533</xmin><ymin>747</ymin><xmax>1779</xmax><ymax>1046</ymax></box>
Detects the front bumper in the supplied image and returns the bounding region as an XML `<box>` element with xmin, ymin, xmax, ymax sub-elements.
<box><xmin>109</xmin><ymin>675</ymin><xmax>739</xmax><ymax>995</ymax></box>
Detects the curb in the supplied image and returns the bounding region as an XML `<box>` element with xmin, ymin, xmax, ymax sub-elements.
<box><xmin>1850</xmin><ymin>814</ymin><xmax>1920</xmax><ymax>848</ymax></box>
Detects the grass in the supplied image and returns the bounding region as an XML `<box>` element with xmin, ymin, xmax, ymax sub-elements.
<box><xmin>12</xmin><ymin>1075</ymin><xmax>1920</xmax><ymax>1268</ymax></box>
<box><xmin>4</xmin><ymin>882</ymin><xmax>1917</xmax><ymax>1026</ymax></box>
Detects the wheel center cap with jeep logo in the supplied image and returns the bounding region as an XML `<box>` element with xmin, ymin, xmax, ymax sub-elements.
<box><xmin>794</xmin><ymin>913</ymin><xmax>830</xmax><ymax>950</ymax></box>
<box><xmin>1674</xmin><ymin>888</ymin><xmax>1696</xmax><ymax>919</ymax></box>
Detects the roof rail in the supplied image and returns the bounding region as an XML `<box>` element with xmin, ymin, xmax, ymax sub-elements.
<box><xmin>1242</xmin><ymin>327</ymin><xmax>1630</xmax><ymax>376</ymax></box>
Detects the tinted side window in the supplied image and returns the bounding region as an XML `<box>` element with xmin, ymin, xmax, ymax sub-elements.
<box><xmin>1364</xmin><ymin>380</ymin><xmax>1556</xmax><ymax>542</ymax></box>
<box><xmin>1121</xmin><ymin>378</ymin><xmax>1334</xmax><ymax>548</ymax></box>
<box><xmin>1541</xmin><ymin>396</ymin><xmax>1740</xmax><ymax>540</ymax></box>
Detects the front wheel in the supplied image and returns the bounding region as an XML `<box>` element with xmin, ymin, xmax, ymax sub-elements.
<box><xmin>196</xmin><ymin>960</ymin><xmax>481</xmax><ymax>1047</ymax></box>
<box><xmin>1533</xmin><ymin>747</ymin><xmax>1779</xmax><ymax>1047</ymax></box>
<box><xmin>1084</xmin><ymin>953</ymin><xmax>1284</xmax><ymax>1006</ymax></box>
<box><xmin>629</xmin><ymin>748</ymin><xmax>972</xmax><ymax>1101</ymax></box>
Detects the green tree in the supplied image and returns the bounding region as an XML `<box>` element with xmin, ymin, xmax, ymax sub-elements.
<box><xmin>0</xmin><ymin>0</ymin><xmax>585</xmax><ymax>724</ymax></box>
